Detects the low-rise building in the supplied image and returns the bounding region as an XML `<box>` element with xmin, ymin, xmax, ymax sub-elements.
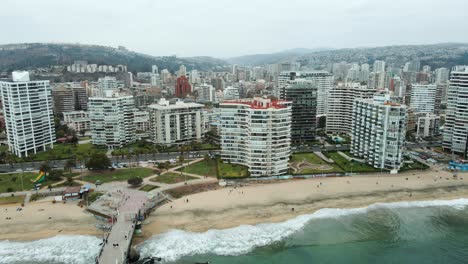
<box><xmin>63</xmin><ymin>111</ymin><xmax>90</xmax><ymax>132</ymax></box>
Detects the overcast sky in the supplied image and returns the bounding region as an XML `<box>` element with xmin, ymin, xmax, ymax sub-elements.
<box><xmin>1</xmin><ymin>0</ymin><xmax>468</xmax><ymax>58</ymax></box>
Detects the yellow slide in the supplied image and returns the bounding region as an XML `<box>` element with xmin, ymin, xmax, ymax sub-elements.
<box><xmin>31</xmin><ymin>171</ymin><xmax>45</xmax><ymax>183</ymax></box>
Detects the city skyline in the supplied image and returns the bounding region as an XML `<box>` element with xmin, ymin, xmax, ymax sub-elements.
<box><xmin>1</xmin><ymin>0</ymin><xmax>468</xmax><ymax>57</ymax></box>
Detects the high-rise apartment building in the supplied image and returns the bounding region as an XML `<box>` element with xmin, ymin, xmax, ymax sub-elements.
<box><xmin>0</xmin><ymin>71</ymin><xmax>55</xmax><ymax>157</ymax></box>
<box><xmin>326</xmin><ymin>83</ymin><xmax>375</xmax><ymax>134</ymax></box>
<box><xmin>373</xmin><ymin>60</ymin><xmax>386</xmax><ymax>73</ymax></box>
<box><xmin>195</xmin><ymin>84</ymin><xmax>216</xmax><ymax>103</ymax></box>
<box><xmin>220</xmin><ymin>97</ymin><xmax>291</xmax><ymax>177</ymax></box>
<box><xmin>148</xmin><ymin>98</ymin><xmax>204</xmax><ymax>146</ymax></box>
<box><xmin>416</xmin><ymin>113</ymin><xmax>440</xmax><ymax>138</ymax></box>
<box><xmin>72</xmin><ymin>85</ymin><xmax>88</xmax><ymax>110</ymax></box>
<box><xmin>351</xmin><ymin>93</ymin><xmax>407</xmax><ymax>173</ymax></box>
<box><xmin>88</xmin><ymin>91</ymin><xmax>135</xmax><ymax>149</ymax></box>
<box><xmin>280</xmin><ymin>79</ymin><xmax>318</xmax><ymax>142</ymax></box>
<box><xmin>405</xmin><ymin>84</ymin><xmax>437</xmax><ymax>114</ymax></box>
<box><xmin>443</xmin><ymin>66</ymin><xmax>468</xmax><ymax>157</ymax></box>
<box><xmin>175</xmin><ymin>76</ymin><xmax>191</xmax><ymax>98</ymax></box>
<box><xmin>435</xmin><ymin>68</ymin><xmax>450</xmax><ymax>84</ymax></box>
<box><xmin>52</xmin><ymin>86</ymin><xmax>75</xmax><ymax>115</ymax></box>
<box><xmin>278</xmin><ymin>71</ymin><xmax>333</xmax><ymax>116</ymax></box>
<box><xmin>178</xmin><ymin>65</ymin><xmax>187</xmax><ymax>77</ymax></box>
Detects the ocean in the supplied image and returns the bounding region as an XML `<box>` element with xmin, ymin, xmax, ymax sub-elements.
<box><xmin>1</xmin><ymin>199</ymin><xmax>468</xmax><ymax>264</ymax></box>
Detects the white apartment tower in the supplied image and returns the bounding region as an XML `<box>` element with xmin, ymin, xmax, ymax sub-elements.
<box><xmin>88</xmin><ymin>91</ymin><xmax>136</xmax><ymax>149</ymax></box>
<box><xmin>443</xmin><ymin>66</ymin><xmax>468</xmax><ymax>157</ymax></box>
<box><xmin>373</xmin><ymin>60</ymin><xmax>386</xmax><ymax>73</ymax></box>
<box><xmin>406</xmin><ymin>84</ymin><xmax>437</xmax><ymax>114</ymax></box>
<box><xmin>351</xmin><ymin>93</ymin><xmax>407</xmax><ymax>173</ymax></box>
<box><xmin>0</xmin><ymin>71</ymin><xmax>55</xmax><ymax>157</ymax></box>
<box><xmin>148</xmin><ymin>98</ymin><xmax>204</xmax><ymax>146</ymax></box>
<box><xmin>220</xmin><ymin>97</ymin><xmax>292</xmax><ymax>177</ymax></box>
<box><xmin>327</xmin><ymin>83</ymin><xmax>376</xmax><ymax>134</ymax></box>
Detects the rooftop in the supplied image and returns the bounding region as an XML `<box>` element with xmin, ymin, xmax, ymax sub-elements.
<box><xmin>222</xmin><ymin>97</ymin><xmax>290</xmax><ymax>109</ymax></box>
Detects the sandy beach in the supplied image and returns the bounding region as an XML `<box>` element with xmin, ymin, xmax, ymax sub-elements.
<box><xmin>0</xmin><ymin>198</ymin><xmax>102</xmax><ymax>241</ymax></box>
<box><xmin>141</xmin><ymin>169</ymin><xmax>468</xmax><ymax>242</ymax></box>
<box><xmin>1</xmin><ymin>168</ymin><xmax>467</xmax><ymax>243</ymax></box>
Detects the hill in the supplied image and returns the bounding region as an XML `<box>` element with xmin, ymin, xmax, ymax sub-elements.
<box><xmin>227</xmin><ymin>43</ymin><xmax>468</xmax><ymax>69</ymax></box>
<box><xmin>226</xmin><ymin>47</ymin><xmax>333</xmax><ymax>66</ymax></box>
<box><xmin>0</xmin><ymin>43</ymin><xmax>228</xmax><ymax>72</ymax></box>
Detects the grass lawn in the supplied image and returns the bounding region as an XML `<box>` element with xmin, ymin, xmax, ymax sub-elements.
<box><xmin>32</xmin><ymin>143</ymin><xmax>106</xmax><ymax>161</ymax></box>
<box><xmin>325</xmin><ymin>152</ymin><xmax>380</xmax><ymax>173</ymax></box>
<box><xmin>178</xmin><ymin>159</ymin><xmax>218</xmax><ymax>177</ymax></box>
<box><xmin>82</xmin><ymin>168</ymin><xmax>156</xmax><ymax>183</ymax></box>
<box><xmin>0</xmin><ymin>172</ymin><xmax>62</xmax><ymax>193</ymax></box>
<box><xmin>139</xmin><ymin>185</ymin><xmax>159</xmax><ymax>192</ymax></box>
<box><xmin>291</xmin><ymin>153</ymin><xmax>327</xmax><ymax>164</ymax></box>
<box><xmin>290</xmin><ymin>153</ymin><xmax>343</xmax><ymax>174</ymax></box>
<box><xmin>0</xmin><ymin>195</ymin><xmax>25</xmax><ymax>205</ymax></box>
<box><xmin>217</xmin><ymin>160</ymin><xmax>249</xmax><ymax>178</ymax></box>
<box><xmin>150</xmin><ymin>172</ymin><xmax>198</xmax><ymax>184</ymax></box>
<box><xmin>179</xmin><ymin>158</ymin><xmax>248</xmax><ymax>178</ymax></box>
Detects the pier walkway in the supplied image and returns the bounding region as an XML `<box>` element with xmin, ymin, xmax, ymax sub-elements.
<box><xmin>96</xmin><ymin>191</ymin><xmax>157</xmax><ymax>264</ymax></box>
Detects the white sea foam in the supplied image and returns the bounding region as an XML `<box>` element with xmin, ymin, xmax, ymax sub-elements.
<box><xmin>0</xmin><ymin>235</ymin><xmax>101</xmax><ymax>264</ymax></box>
<box><xmin>139</xmin><ymin>198</ymin><xmax>468</xmax><ymax>262</ymax></box>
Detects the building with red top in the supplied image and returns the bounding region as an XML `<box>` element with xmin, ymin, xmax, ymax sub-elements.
<box><xmin>219</xmin><ymin>97</ymin><xmax>292</xmax><ymax>177</ymax></box>
<box><xmin>175</xmin><ymin>76</ymin><xmax>191</xmax><ymax>98</ymax></box>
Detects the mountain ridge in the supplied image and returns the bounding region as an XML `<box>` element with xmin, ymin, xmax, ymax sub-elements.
<box><xmin>0</xmin><ymin>43</ymin><xmax>228</xmax><ymax>73</ymax></box>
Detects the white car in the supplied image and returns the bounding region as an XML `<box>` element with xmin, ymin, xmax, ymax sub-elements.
<box><xmin>25</xmin><ymin>168</ymin><xmax>33</xmax><ymax>171</ymax></box>
<box><xmin>15</xmin><ymin>169</ymin><xmax>23</xmax><ymax>172</ymax></box>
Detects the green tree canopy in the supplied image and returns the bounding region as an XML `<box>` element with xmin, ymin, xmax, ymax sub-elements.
<box><xmin>85</xmin><ymin>153</ymin><xmax>111</xmax><ymax>170</ymax></box>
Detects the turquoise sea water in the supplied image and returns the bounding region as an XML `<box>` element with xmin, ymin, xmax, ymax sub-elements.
<box><xmin>1</xmin><ymin>199</ymin><xmax>468</xmax><ymax>264</ymax></box>
<box><xmin>139</xmin><ymin>199</ymin><xmax>468</xmax><ymax>264</ymax></box>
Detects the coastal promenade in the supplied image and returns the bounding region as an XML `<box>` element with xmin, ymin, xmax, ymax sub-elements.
<box><xmin>96</xmin><ymin>191</ymin><xmax>149</xmax><ymax>264</ymax></box>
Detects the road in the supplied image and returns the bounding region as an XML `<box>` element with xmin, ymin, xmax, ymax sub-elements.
<box><xmin>0</xmin><ymin>150</ymin><xmax>217</xmax><ymax>173</ymax></box>
<box><xmin>0</xmin><ymin>142</ymin><xmax>443</xmax><ymax>173</ymax></box>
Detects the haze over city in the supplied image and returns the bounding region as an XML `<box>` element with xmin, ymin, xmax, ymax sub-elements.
<box><xmin>2</xmin><ymin>0</ymin><xmax>468</xmax><ymax>57</ymax></box>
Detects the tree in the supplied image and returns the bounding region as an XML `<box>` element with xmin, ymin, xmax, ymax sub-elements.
<box><xmin>66</xmin><ymin>176</ymin><xmax>74</xmax><ymax>185</ymax></box>
<box><xmin>39</xmin><ymin>163</ymin><xmax>51</xmax><ymax>175</ymax></box>
<box><xmin>127</xmin><ymin>177</ymin><xmax>143</xmax><ymax>186</ymax></box>
<box><xmin>65</xmin><ymin>159</ymin><xmax>76</xmax><ymax>173</ymax></box>
<box><xmin>85</xmin><ymin>153</ymin><xmax>111</xmax><ymax>170</ymax></box>
<box><xmin>48</xmin><ymin>169</ymin><xmax>64</xmax><ymax>181</ymax></box>
<box><xmin>178</xmin><ymin>155</ymin><xmax>185</xmax><ymax>165</ymax></box>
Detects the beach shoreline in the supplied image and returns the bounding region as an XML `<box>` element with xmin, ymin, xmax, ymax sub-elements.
<box><xmin>138</xmin><ymin>170</ymin><xmax>468</xmax><ymax>244</ymax></box>
<box><xmin>1</xmin><ymin>169</ymin><xmax>467</xmax><ymax>244</ymax></box>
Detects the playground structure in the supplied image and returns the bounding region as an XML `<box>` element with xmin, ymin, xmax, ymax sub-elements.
<box><xmin>31</xmin><ymin>171</ymin><xmax>46</xmax><ymax>184</ymax></box>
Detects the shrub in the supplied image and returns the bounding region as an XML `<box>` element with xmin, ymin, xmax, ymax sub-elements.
<box><xmin>127</xmin><ymin>177</ymin><xmax>143</xmax><ymax>186</ymax></box>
